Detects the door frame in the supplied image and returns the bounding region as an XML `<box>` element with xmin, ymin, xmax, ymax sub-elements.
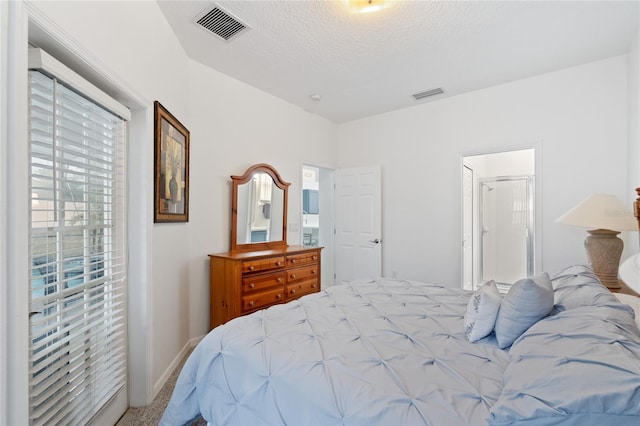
<box><xmin>462</xmin><ymin>165</ymin><xmax>474</xmax><ymax>290</ymax></box>
<box><xmin>3</xmin><ymin>2</ymin><xmax>30</xmax><ymax>421</ymax></box>
<box><xmin>301</xmin><ymin>163</ymin><xmax>335</xmax><ymax>289</ymax></box>
<box><xmin>460</xmin><ymin>144</ymin><xmax>543</xmax><ymax>290</ymax></box>
<box><xmin>3</xmin><ymin>2</ymin><xmax>155</xmax><ymax>421</ymax></box>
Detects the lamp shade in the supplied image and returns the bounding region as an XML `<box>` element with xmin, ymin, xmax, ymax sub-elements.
<box><xmin>555</xmin><ymin>194</ymin><xmax>637</xmax><ymax>232</ymax></box>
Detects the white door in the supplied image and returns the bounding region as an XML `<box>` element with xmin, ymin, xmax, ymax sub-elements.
<box><xmin>462</xmin><ymin>166</ymin><xmax>473</xmax><ymax>289</ymax></box>
<box><xmin>334</xmin><ymin>165</ymin><xmax>382</xmax><ymax>282</ymax></box>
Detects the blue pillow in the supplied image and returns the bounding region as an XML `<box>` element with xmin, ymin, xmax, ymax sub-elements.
<box><xmin>494</xmin><ymin>273</ymin><xmax>553</xmax><ymax>349</ymax></box>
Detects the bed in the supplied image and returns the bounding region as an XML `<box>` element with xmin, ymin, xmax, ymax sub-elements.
<box><xmin>161</xmin><ymin>265</ymin><xmax>640</xmax><ymax>425</ymax></box>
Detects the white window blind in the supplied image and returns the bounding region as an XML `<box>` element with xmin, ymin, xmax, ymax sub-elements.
<box><xmin>28</xmin><ymin>63</ymin><xmax>128</xmax><ymax>425</ymax></box>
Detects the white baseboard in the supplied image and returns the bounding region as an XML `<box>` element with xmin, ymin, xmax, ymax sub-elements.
<box><xmin>152</xmin><ymin>334</ymin><xmax>206</xmax><ymax>398</ymax></box>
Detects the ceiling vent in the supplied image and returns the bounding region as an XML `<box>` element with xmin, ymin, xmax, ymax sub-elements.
<box><xmin>195</xmin><ymin>5</ymin><xmax>250</xmax><ymax>42</ymax></box>
<box><xmin>412</xmin><ymin>87</ymin><xmax>445</xmax><ymax>100</ymax></box>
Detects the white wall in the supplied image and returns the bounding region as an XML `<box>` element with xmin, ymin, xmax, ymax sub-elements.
<box><xmin>464</xmin><ymin>149</ymin><xmax>535</xmax><ymax>179</ymax></box>
<box><xmin>185</xmin><ymin>58</ymin><xmax>336</xmax><ymax>344</ymax></box>
<box><xmin>627</xmin><ymin>30</ymin><xmax>640</xmax><ymax>257</ymax></box>
<box><xmin>337</xmin><ymin>56</ymin><xmax>630</xmax><ymax>286</ymax></box>
<box><xmin>0</xmin><ymin>2</ymin><xmax>9</xmax><ymax>423</ymax></box>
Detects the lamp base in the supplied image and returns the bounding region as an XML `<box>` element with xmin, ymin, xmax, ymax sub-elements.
<box><xmin>585</xmin><ymin>229</ymin><xmax>623</xmax><ymax>290</ymax></box>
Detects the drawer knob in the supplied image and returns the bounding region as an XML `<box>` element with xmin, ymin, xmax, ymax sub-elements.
<box><xmin>249</xmin><ymin>283</ymin><xmax>255</xmax><ymax>289</ymax></box>
<box><xmin>249</xmin><ymin>300</ymin><xmax>255</xmax><ymax>307</ymax></box>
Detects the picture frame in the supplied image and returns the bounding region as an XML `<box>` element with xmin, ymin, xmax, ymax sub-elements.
<box><xmin>154</xmin><ymin>101</ymin><xmax>190</xmax><ymax>223</ymax></box>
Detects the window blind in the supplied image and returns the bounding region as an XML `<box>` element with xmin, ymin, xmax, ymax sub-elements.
<box><xmin>28</xmin><ymin>67</ymin><xmax>127</xmax><ymax>425</ymax></box>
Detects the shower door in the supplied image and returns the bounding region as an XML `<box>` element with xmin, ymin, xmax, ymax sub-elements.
<box><xmin>480</xmin><ymin>176</ymin><xmax>534</xmax><ymax>289</ymax></box>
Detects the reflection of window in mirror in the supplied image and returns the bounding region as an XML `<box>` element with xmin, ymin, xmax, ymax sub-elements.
<box><xmin>246</xmin><ymin>173</ymin><xmax>284</xmax><ymax>243</ymax></box>
<box><xmin>462</xmin><ymin>148</ymin><xmax>536</xmax><ymax>293</ymax></box>
<box><xmin>250</xmin><ymin>173</ymin><xmax>273</xmax><ymax>242</ymax></box>
<box><xmin>231</xmin><ymin>163</ymin><xmax>288</xmax><ymax>252</ymax></box>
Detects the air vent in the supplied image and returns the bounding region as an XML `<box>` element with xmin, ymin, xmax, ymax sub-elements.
<box><xmin>412</xmin><ymin>87</ymin><xmax>445</xmax><ymax>100</ymax></box>
<box><xmin>195</xmin><ymin>5</ymin><xmax>249</xmax><ymax>42</ymax></box>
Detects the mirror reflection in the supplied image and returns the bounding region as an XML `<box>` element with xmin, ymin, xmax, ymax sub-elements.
<box><xmin>231</xmin><ymin>163</ymin><xmax>289</xmax><ymax>252</ymax></box>
<box><xmin>236</xmin><ymin>172</ymin><xmax>284</xmax><ymax>244</ymax></box>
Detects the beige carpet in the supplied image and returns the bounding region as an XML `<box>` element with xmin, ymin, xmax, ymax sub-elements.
<box><xmin>116</xmin><ymin>349</ymin><xmax>206</xmax><ymax>426</ymax></box>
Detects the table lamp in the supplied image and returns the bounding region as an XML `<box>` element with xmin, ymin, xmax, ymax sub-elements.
<box><xmin>556</xmin><ymin>193</ymin><xmax>638</xmax><ymax>290</ymax></box>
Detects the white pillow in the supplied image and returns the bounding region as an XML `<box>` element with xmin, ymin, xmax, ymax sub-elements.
<box><xmin>494</xmin><ymin>273</ymin><xmax>554</xmax><ymax>349</ymax></box>
<box><xmin>464</xmin><ymin>280</ymin><xmax>502</xmax><ymax>343</ymax></box>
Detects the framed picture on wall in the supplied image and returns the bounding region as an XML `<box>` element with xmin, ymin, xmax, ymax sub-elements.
<box><xmin>154</xmin><ymin>101</ymin><xmax>190</xmax><ymax>223</ymax></box>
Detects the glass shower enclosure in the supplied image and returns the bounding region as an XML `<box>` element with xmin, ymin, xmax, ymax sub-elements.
<box><xmin>479</xmin><ymin>176</ymin><xmax>534</xmax><ymax>290</ymax></box>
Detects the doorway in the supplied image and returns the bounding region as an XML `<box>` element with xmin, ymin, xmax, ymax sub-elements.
<box><xmin>302</xmin><ymin>165</ymin><xmax>321</xmax><ymax>247</ymax></box>
<box><xmin>462</xmin><ymin>149</ymin><xmax>536</xmax><ymax>291</ymax></box>
<box><xmin>301</xmin><ymin>164</ymin><xmax>382</xmax><ymax>287</ymax></box>
<box><xmin>302</xmin><ymin>164</ymin><xmax>334</xmax><ymax>288</ymax></box>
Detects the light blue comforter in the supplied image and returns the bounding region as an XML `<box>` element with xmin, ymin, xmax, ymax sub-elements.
<box><xmin>161</xmin><ymin>273</ymin><xmax>640</xmax><ymax>425</ymax></box>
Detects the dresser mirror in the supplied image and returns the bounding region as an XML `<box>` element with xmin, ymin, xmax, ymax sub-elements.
<box><xmin>231</xmin><ymin>163</ymin><xmax>290</xmax><ymax>252</ymax></box>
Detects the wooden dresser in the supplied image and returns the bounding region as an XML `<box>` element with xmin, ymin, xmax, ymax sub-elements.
<box><xmin>209</xmin><ymin>245</ymin><xmax>322</xmax><ymax>329</ymax></box>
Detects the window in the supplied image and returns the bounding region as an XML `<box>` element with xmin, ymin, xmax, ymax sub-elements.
<box><xmin>28</xmin><ymin>51</ymin><xmax>128</xmax><ymax>424</ymax></box>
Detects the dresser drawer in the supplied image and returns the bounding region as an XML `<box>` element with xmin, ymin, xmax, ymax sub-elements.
<box><xmin>242</xmin><ymin>287</ymin><xmax>285</xmax><ymax>312</ymax></box>
<box><xmin>242</xmin><ymin>271</ymin><xmax>286</xmax><ymax>293</ymax></box>
<box><xmin>286</xmin><ymin>278</ymin><xmax>319</xmax><ymax>300</ymax></box>
<box><xmin>210</xmin><ymin>246</ymin><xmax>322</xmax><ymax>330</ymax></box>
<box><xmin>286</xmin><ymin>251</ymin><xmax>320</xmax><ymax>267</ymax></box>
<box><xmin>242</xmin><ymin>256</ymin><xmax>285</xmax><ymax>274</ymax></box>
<box><xmin>287</xmin><ymin>264</ymin><xmax>319</xmax><ymax>282</ymax></box>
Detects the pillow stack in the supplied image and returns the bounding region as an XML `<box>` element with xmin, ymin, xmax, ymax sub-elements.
<box><xmin>464</xmin><ymin>273</ymin><xmax>555</xmax><ymax>348</ymax></box>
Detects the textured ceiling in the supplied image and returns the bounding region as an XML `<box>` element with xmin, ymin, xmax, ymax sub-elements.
<box><xmin>158</xmin><ymin>0</ymin><xmax>639</xmax><ymax>124</ymax></box>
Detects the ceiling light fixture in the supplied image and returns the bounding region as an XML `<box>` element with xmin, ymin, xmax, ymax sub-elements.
<box><xmin>348</xmin><ymin>0</ymin><xmax>387</xmax><ymax>14</ymax></box>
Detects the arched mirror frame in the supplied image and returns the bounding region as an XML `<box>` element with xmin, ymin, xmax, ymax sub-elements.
<box><xmin>231</xmin><ymin>163</ymin><xmax>290</xmax><ymax>252</ymax></box>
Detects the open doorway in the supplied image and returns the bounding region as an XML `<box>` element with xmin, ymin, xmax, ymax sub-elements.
<box><xmin>302</xmin><ymin>166</ymin><xmax>321</xmax><ymax>247</ymax></box>
<box><xmin>302</xmin><ymin>164</ymin><xmax>334</xmax><ymax>288</ymax></box>
<box><xmin>462</xmin><ymin>148</ymin><xmax>536</xmax><ymax>292</ymax></box>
